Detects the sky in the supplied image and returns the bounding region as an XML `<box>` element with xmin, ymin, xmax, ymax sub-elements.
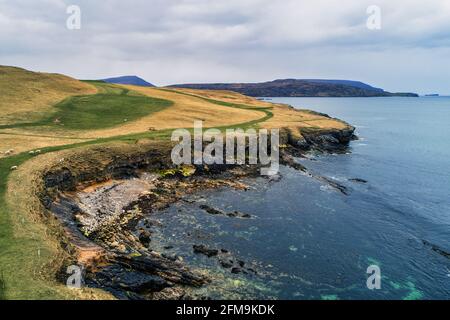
<box><xmin>0</xmin><ymin>0</ymin><xmax>449</xmax><ymax>94</ymax></box>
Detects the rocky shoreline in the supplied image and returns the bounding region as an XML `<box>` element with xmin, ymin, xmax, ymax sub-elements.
<box><xmin>40</xmin><ymin>125</ymin><xmax>356</xmax><ymax>300</ymax></box>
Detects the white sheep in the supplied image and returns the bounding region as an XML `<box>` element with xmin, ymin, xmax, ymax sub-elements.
<box><xmin>10</xmin><ymin>166</ymin><xmax>18</xmax><ymax>171</ymax></box>
<box><xmin>29</xmin><ymin>149</ymin><xmax>42</xmax><ymax>155</ymax></box>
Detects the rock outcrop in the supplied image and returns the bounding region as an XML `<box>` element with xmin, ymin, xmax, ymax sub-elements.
<box><xmin>38</xmin><ymin>123</ymin><xmax>356</xmax><ymax>299</ymax></box>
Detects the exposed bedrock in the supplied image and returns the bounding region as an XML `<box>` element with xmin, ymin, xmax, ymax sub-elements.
<box><xmin>287</xmin><ymin>126</ymin><xmax>357</xmax><ymax>153</ymax></box>
<box><xmin>38</xmin><ymin>125</ymin><xmax>356</xmax><ymax>299</ymax></box>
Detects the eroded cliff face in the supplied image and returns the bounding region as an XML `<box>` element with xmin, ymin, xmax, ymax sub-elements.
<box><xmin>42</xmin><ymin>142</ymin><xmax>174</xmax><ymax>200</ymax></box>
<box><xmin>39</xmin><ymin>126</ymin><xmax>356</xmax><ymax>300</ymax></box>
<box><xmin>290</xmin><ymin>127</ymin><xmax>356</xmax><ymax>153</ymax></box>
<box><xmin>42</xmin><ymin>124</ymin><xmax>355</xmax><ymax>195</ymax></box>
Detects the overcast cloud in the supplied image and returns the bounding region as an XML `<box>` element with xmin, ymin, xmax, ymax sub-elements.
<box><xmin>0</xmin><ymin>0</ymin><xmax>449</xmax><ymax>93</ymax></box>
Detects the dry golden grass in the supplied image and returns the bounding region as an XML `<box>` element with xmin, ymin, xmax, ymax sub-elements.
<box><xmin>262</xmin><ymin>104</ymin><xmax>348</xmax><ymax>129</ymax></box>
<box><xmin>0</xmin><ymin>64</ymin><xmax>348</xmax><ymax>151</ymax></box>
<box><xmin>0</xmin><ymin>86</ymin><xmax>268</xmax><ymax>142</ymax></box>
<box><xmin>128</xmin><ymin>86</ymin><xmax>266</xmax><ymax>127</ymax></box>
<box><xmin>168</xmin><ymin>87</ymin><xmax>350</xmax><ymax>137</ymax></box>
<box><xmin>0</xmin><ymin>79</ymin><xmax>349</xmax><ymax>158</ymax></box>
<box><xmin>0</xmin><ymin>84</ymin><xmax>349</xmax><ymax>155</ymax></box>
<box><xmin>68</xmin><ymin>86</ymin><xmax>266</xmax><ymax>139</ymax></box>
<box><xmin>0</xmin><ymin>133</ymin><xmax>88</xmax><ymax>157</ymax></box>
<box><xmin>0</xmin><ymin>66</ymin><xmax>97</xmax><ymax>125</ymax></box>
<box><xmin>169</xmin><ymin>87</ymin><xmax>274</xmax><ymax>108</ymax></box>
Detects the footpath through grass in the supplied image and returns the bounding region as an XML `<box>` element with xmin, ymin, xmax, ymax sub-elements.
<box><xmin>159</xmin><ymin>88</ymin><xmax>274</xmax><ymax>128</ymax></box>
<box><xmin>0</xmin><ymin>88</ymin><xmax>274</xmax><ymax>299</ymax></box>
<box><xmin>0</xmin><ymin>82</ymin><xmax>173</xmax><ymax>130</ymax></box>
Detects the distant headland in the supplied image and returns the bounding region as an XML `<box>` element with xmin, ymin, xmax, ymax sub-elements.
<box><xmin>169</xmin><ymin>79</ymin><xmax>419</xmax><ymax>97</ymax></box>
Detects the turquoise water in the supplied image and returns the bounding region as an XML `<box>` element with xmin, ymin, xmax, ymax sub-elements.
<box><xmin>150</xmin><ymin>97</ymin><xmax>450</xmax><ymax>299</ymax></box>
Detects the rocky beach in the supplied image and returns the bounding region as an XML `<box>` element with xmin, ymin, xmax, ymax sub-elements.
<box><xmin>40</xmin><ymin>126</ymin><xmax>356</xmax><ymax>299</ymax></box>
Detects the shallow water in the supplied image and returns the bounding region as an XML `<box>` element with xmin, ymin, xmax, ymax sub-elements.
<box><xmin>148</xmin><ymin>97</ymin><xmax>450</xmax><ymax>300</ymax></box>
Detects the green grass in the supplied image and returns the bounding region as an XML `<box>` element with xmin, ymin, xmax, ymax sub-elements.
<box><xmin>0</xmin><ymin>82</ymin><xmax>173</xmax><ymax>130</ymax></box>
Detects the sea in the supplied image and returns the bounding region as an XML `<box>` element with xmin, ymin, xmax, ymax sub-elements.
<box><xmin>148</xmin><ymin>97</ymin><xmax>450</xmax><ymax>300</ymax></box>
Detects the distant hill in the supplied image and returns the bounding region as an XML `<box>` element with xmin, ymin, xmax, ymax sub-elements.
<box><xmin>169</xmin><ymin>79</ymin><xmax>418</xmax><ymax>97</ymax></box>
<box><xmin>303</xmin><ymin>79</ymin><xmax>384</xmax><ymax>92</ymax></box>
<box><xmin>102</xmin><ymin>76</ymin><xmax>154</xmax><ymax>87</ymax></box>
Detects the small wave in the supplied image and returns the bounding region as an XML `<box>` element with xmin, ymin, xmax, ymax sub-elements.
<box><xmin>320</xmin><ymin>185</ymin><xmax>333</xmax><ymax>193</ymax></box>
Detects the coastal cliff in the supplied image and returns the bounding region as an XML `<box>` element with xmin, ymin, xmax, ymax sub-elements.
<box><xmin>37</xmin><ymin>124</ymin><xmax>355</xmax><ymax>299</ymax></box>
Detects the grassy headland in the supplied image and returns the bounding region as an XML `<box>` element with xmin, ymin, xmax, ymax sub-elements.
<box><xmin>0</xmin><ymin>65</ymin><xmax>353</xmax><ymax>299</ymax></box>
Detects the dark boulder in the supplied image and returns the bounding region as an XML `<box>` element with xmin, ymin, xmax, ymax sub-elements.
<box><xmin>138</xmin><ymin>230</ymin><xmax>151</xmax><ymax>247</ymax></box>
<box><xmin>349</xmin><ymin>178</ymin><xmax>368</xmax><ymax>184</ymax></box>
<box><xmin>193</xmin><ymin>245</ymin><xmax>219</xmax><ymax>257</ymax></box>
<box><xmin>92</xmin><ymin>264</ymin><xmax>169</xmax><ymax>294</ymax></box>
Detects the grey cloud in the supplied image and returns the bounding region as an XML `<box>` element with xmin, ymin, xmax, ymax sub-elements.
<box><xmin>0</xmin><ymin>0</ymin><xmax>449</xmax><ymax>93</ymax></box>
